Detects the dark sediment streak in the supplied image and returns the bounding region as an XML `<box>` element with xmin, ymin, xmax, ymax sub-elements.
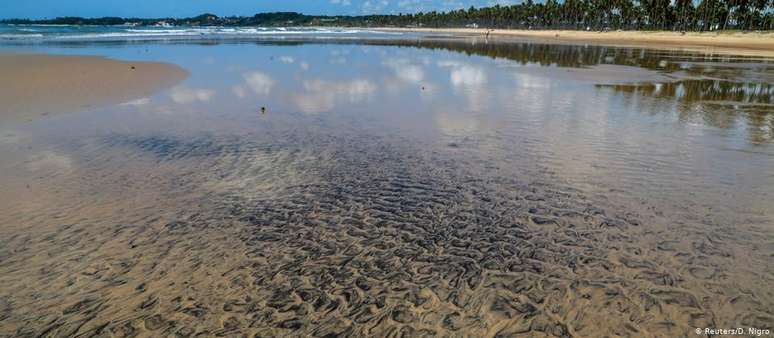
<box><xmin>1</xmin><ymin>130</ymin><xmax>771</xmax><ymax>337</ymax></box>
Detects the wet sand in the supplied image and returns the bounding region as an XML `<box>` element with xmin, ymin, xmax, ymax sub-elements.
<box><xmin>1</xmin><ymin>131</ymin><xmax>771</xmax><ymax>337</ymax></box>
<box><xmin>0</xmin><ymin>53</ymin><xmax>188</xmax><ymax>124</ymax></box>
<box><xmin>0</xmin><ymin>39</ymin><xmax>772</xmax><ymax>337</ymax></box>
<box><xmin>377</xmin><ymin>28</ymin><xmax>774</xmax><ymax>57</ymax></box>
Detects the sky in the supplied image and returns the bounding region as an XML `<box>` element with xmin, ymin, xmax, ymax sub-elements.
<box><xmin>0</xmin><ymin>0</ymin><xmax>522</xmax><ymax>19</ymax></box>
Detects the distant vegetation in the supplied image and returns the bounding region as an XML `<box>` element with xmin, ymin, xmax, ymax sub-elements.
<box><xmin>2</xmin><ymin>0</ymin><xmax>773</xmax><ymax>31</ymax></box>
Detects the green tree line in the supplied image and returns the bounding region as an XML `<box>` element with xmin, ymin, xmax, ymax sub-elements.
<box><xmin>367</xmin><ymin>0</ymin><xmax>773</xmax><ymax>31</ymax></box>
<box><xmin>3</xmin><ymin>0</ymin><xmax>773</xmax><ymax>31</ymax></box>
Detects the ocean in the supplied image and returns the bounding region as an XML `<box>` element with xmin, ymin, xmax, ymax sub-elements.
<box><xmin>0</xmin><ymin>24</ymin><xmax>405</xmax><ymax>42</ymax></box>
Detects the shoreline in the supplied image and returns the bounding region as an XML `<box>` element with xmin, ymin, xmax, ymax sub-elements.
<box><xmin>0</xmin><ymin>52</ymin><xmax>188</xmax><ymax>124</ymax></box>
<box><xmin>376</xmin><ymin>28</ymin><xmax>774</xmax><ymax>57</ymax></box>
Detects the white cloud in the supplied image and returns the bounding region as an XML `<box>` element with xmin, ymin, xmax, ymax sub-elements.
<box><xmin>304</xmin><ymin>79</ymin><xmax>376</xmax><ymax>102</ymax></box>
<box><xmin>384</xmin><ymin>58</ymin><xmax>425</xmax><ymax>83</ymax></box>
<box><xmin>397</xmin><ymin>0</ymin><xmax>430</xmax><ymax>11</ymax></box>
<box><xmin>329</xmin><ymin>49</ymin><xmax>350</xmax><ymax>64</ymax></box>
<box><xmin>232</xmin><ymin>85</ymin><xmax>247</xmax><ymax>98</ymax></box>
<box><xmin>450</xmin><ymin>66</ymin><xmax>486</xmax><ymax>87</ymax></box>
<box><xmin>293</xmin><ymin>78</ymin><xmax>377</xmax><ymax>113</ymax></box>
<box><xmin>438</xmin><ymin>60</ymin><xmax>487</xmax><ymax>87</ymax></box>
<box><xmin>487</xmin><ymin>0</ymin><xmax>519</xmax><ymax>6</ymax></box>
<box><xmin>395</xmin><ymin>0</ymin><xmax>471</xmax><ymax>12</ymax></box>
<box><xmin>329</xmin><ymin>57</ymin><xmax>347</xmax><ymax>64</ymax></box>
<box><xmin>170</xmin><ymin>86</ymin><xmax>215</xmax><ymax>104</ymax></box>
<box><xmin>513</xmin><ymin>70</ymin><xmax>551</xmax><ymax>89</ymax></box>
<box><xmin>437</xmin><ymin>60</ymin><xmax>490</xmax><ymax>111</ymax></box>
<box><xmin>362</xmin><ymin>0</ymin><xmax>390</xmax><ymax>13</ymax></box>
<box><xmin>243</xmin><ymin>71</ymin><xmax>276</xmax><ymax>95</ymax></box>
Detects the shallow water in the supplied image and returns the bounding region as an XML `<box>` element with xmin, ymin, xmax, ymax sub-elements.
<box><xmin>1</xmin><ymin>37</ymin><xmax>773</xmax><ymax>337</ymax></box>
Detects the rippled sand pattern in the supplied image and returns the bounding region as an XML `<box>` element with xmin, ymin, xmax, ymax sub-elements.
<box><xmin>1</xmin><ymin>126</ymin><xmax>772</xmax><ymax>337</ymax></box>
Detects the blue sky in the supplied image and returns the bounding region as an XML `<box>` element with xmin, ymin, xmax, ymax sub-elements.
<box><xmin>0</xmin><ymin>0</ymin><xmax>522</xmax><ymax>19</ymax></box>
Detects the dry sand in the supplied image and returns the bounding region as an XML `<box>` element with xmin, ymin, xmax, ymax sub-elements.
<box><xmin>0</xmin><ymin>53</ymin><xmax>188</xmax><ymax>124</ymax></box>
<box><xmin>377</xmin><ymin>28</ymin><xmax>774</xmax><ymax>57</ymax></box>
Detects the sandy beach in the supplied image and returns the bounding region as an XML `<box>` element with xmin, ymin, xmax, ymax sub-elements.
<box><xmin>0</xmin><ymin>32</ymin><xmax>772</xmax><ymax>337</ymax></box>
<box><xmin>0</xmin><ymin>53</ymin><xmax>188</xmax><ymax>124</ymax></box>
<box><xmin>377</xmin><ymin>28</ymin><xmax>774</xmax><ymax>57</ymax></box>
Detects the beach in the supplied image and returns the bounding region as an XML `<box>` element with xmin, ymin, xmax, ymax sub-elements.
<box><xmin>0</xmin><ymin>53</ymin><xmax>187</xmax><ymax>124</ymax></box>
<box><xmin>377</xmin><ymin>28</ymin><xmax>774</xmax><ymax>57</ymax></box>
<box><xmin>0</xmin><ymin>31</ymin><xmax>773</xmax><ymax>337</ymax></box>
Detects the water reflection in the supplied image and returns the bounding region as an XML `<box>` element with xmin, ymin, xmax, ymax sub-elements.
<box><xmin>601</xmin><ymin>79</ymin><xmax>774</xmax><ymax>105</ymax></box>
<box><xmin>293</xmin><ymin>78</ymin><xmax>378</xmax><ymax>114</ymax></box>
<box><xmin>383</xmin><ymin>58</ymin><xmax>425</xmax><ymax>83</ymax></box>
<box><xmin>366</xmin><ymin>38</ymin><xmax>774</xmax><ymax>71</ymax></box>
<box><xmin>599</xmin><ymin>80</ymin><xmax>774</xmax><ymax>143</ymax></box>
<box><xmin>169</xmin><ymin>86</ymin><xmax>215</xmax><ymax>104</ymax></box>
<box><xmin>360</xmin><ymin>39</ymin><xmax>774</xmax><ymax>140</ymax></box>
<box><xmin>389</xmin><ymin>40</ymin><xmax>774</xmax><ymax>135</ymax></box>
<box><xmin>103</xmin><ymin>38</ymin><xmax>773</xmax><ymax>146</ymax></box>
<box><xmin>241</xmin><ymin>71</ymin><xmax>276</xmax><ymax>96</ymax></box>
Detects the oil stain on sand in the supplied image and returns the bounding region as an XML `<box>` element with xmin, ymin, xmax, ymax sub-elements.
<box><xmin>2</xmin><ymin>132</ymin><xmax>771</xmax><ymax>337</ymax></box>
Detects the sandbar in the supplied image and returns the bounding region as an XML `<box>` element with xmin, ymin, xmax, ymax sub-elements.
<box><xmin>0</xmin><ymin>53</ymin><xmax>188</xmax><ymax>124</ymax></box>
